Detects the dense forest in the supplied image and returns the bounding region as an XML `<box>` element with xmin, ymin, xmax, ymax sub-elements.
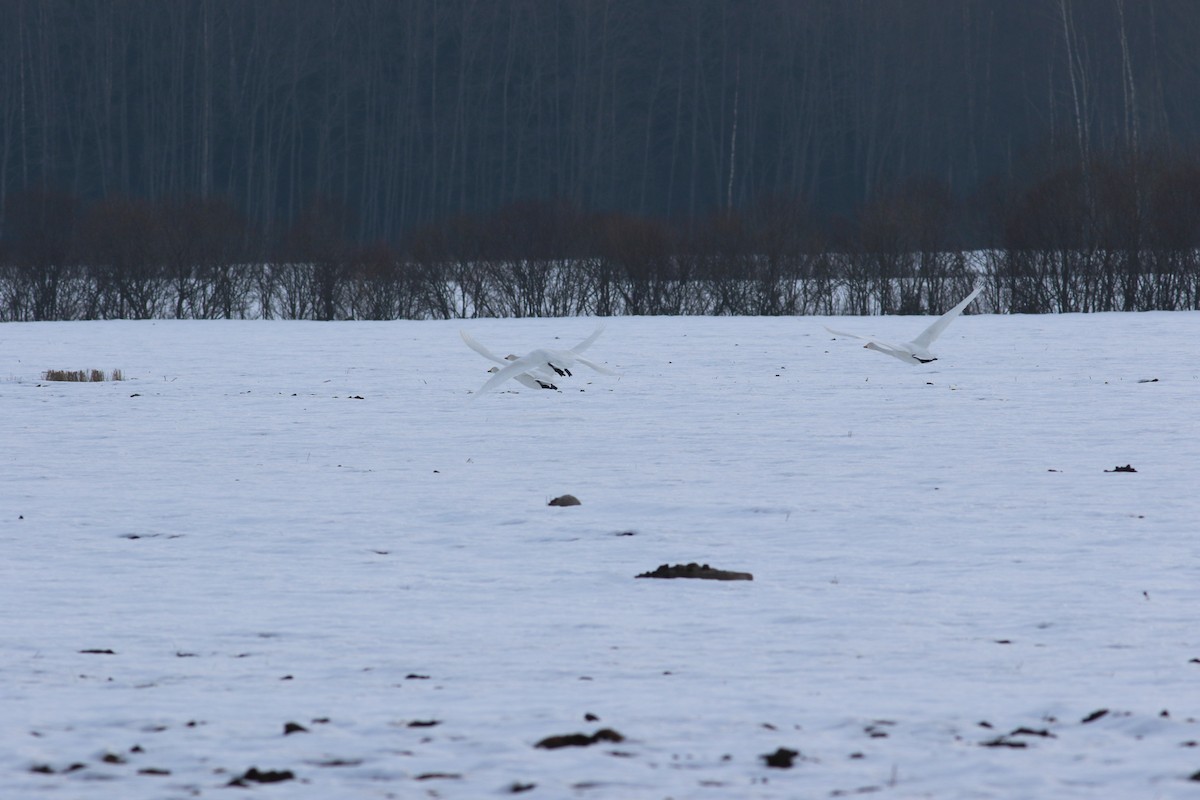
<box><xmin>2</xmin><ymin>0</ymin><xmax>1200</xmax><ymax>320</ymax></box>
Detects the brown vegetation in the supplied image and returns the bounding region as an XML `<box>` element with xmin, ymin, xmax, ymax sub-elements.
<box><xmin>43</xmin><ymin>369</ymin><xmax>125</xmax><ymax>382</ymax></box>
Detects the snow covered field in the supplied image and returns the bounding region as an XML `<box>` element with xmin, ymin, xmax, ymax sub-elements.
<box><xmin>2</xmin><ymin>311</ymin><xmax>1199</xmax><ymax>799</ymax></box>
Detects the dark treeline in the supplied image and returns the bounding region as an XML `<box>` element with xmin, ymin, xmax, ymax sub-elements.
<box><xmin>3</xmin><ymin>146</ymin><xmax>1200</xmax><ymax>320</ymax></box>
<box><xmin>2</xmin><ymin>0</ymin><xmax>1200</xmax><ymax>320</ymax></box>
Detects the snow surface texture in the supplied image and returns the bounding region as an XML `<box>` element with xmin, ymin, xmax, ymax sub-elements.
<box><xmin>2</xmin><ymin>313</ymin><xmax>1199</xmax><ymax>799</ymax></box>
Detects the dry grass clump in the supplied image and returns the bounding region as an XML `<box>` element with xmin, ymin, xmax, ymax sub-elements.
<box><xmin>43</xmin><ymin>368</ymin><xmax>125</xmax><ymax>382</ymax></box>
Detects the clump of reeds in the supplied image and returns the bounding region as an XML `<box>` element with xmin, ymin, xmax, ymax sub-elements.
<box><xmin>42</xmin><ymin>368</ymin><xmax>125</xmax><ymax>382</ymax></box>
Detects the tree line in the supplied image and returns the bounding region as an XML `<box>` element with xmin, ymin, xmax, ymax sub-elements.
<box><xmin>2</xmin><ymin>0</ymin><xmax>1199</xmax><ymax>244</ymax></box>
<box><xmin>3</xmin><ymin>146</ymin><xmax>1199</xmax><ymax>321</ymax></box>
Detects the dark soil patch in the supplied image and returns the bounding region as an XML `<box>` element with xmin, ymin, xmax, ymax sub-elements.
<box><xmin>30</xmin><ymin>763</ymin><xmax>86</xmax><ymax>775</ymax></box>
<box><xmin>980</xmin><ymin>737</ymin><xmax>1028</xmax><ymax>748</ymax></box>
<box><xmin>307</xmin><ymin>758</ymin><xmax>363</xmax><ymax>768</ymax></box>
<box><xmin>762</xmin><ymin>747</ymin><xmax>800</xmax><ymax>768</ymax></box>
<box><xmin>636</xmin><ymin>563</ymin><xmax>753</xmax><ymax>581</ymax></box>
<box><xmin>228</xmin><ymin>767</ymin><xmax>295</xmax><ymax>786</ymax></box>
<box><xmin>536</xmin><ymin>728</ymin><xmax>625</xmax><ymax>749</ymax></box>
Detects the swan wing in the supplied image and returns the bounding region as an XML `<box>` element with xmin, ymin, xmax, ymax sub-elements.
<box><xmin>571</xmin><ymin>353</ymin><xmax>617</xmax><ymax>376</ymax></box>
<box><xmin>570</xmin><ymin>324</ymin><xmax>606</xmax><ymax>354</ymax></box>
<box><xmin>824</xmin><ymin>325</ymin><xmax>870</xmax><ymax>341</ymax></box>
<box><xmin>825</xmin><ymin>325</ymin><xmax>905</xmax><ymax>352</ymax></box>
<box><xmin>912</xmin><ymin>285</ymin><xmax>981</xmax><ymax>348</ymax></box>
<box><xmin>473</xmin><ymin>352</ymin><xmax>548</xmax><ymax>396</ymax></box>
<box><xmin>460</xmin><ymin>330</ymin><xmax>508</xmax><ymax>365</ymax></box>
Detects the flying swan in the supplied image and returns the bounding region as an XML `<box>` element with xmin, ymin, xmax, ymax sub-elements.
<box><xmin>461</xmin><ymin>329</ymin><xmax>563</xmax><ymax>388</ymax></box>
<box><xmin>461</xmin><ymin>326</ymin><xmax>611</xmax><ymax>394</ymax></box>
<box><xmin>485</xmin><ymin>364</ymin><xmax>559</xmax><ymax>391</ymax></box>
<box><xmin>824</xmin><ymin>286</ymin><xmax>982</xmax><ymax>364</ymax></box>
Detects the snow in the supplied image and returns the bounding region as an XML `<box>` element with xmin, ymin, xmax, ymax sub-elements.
<box><xmin>2</xmin><ymin>312</ymin><xmax>1199</xmax><ymax>798</ymax></box>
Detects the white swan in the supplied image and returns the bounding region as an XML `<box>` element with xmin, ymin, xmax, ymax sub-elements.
<box><xmin>824</xmin><ymin>286</ymin><xmax>982</xmax><ymax>364</ymax></box>
<box><xmin>486</xmin><ymin>365</ymin><xmax>559</xmax><ymax>391</ymax></box>
<box><xmin>461</xmin><ymin>330</ymin><xmax>559</xmax><ymax>387</ymax></box>
<box><xmin>461</xmin><ymin>326</ymin><xmax>609</xmax><ymax>393</ymax></box>
<box><xmin>473</xmin><ymin>347</ymin><xmax>617</xmax><ymax>396</ymax></box>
